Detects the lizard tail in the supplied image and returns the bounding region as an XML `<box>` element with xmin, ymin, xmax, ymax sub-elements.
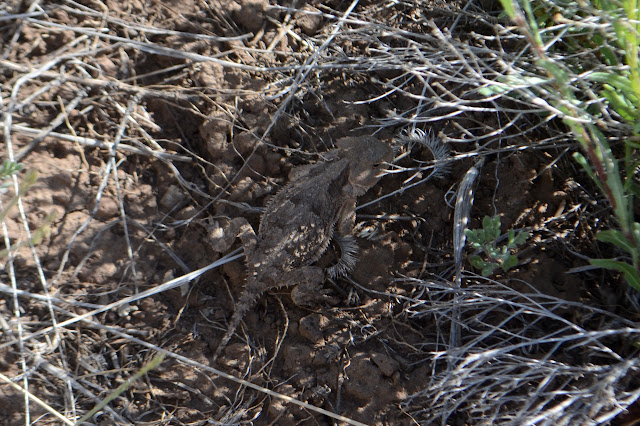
<box><xmin>212</xmin><ymin>280</ymin><xmax>261</xmax><ymax>361</ymax></box>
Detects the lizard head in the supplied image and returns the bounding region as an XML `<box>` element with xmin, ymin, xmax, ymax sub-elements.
<box><xmin>336</xmin><ymin>136</ymin><xmax>393</xmax><ymax>196</ymax></box>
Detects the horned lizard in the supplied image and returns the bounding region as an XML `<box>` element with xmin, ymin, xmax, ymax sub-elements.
<box><xmin>212</xmin><ymin>136</ymin><xmax>393</xmax><ymax>361</ymax></box>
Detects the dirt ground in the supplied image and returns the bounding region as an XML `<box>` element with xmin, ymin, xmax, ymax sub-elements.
<box><xmin>1</xmin><ymin>0</ymin><xmax>640</xmax><ymax>425</ymax></box>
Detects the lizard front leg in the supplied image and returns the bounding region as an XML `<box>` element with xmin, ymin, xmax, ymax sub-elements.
<box><xmin>326</xmin><ymin>234</ymin><xmax>359</xmax><ymax>279</ymax></box>
<box><xmin>207</xmin><ymin>217</ymin><xmax>257</xmax><ymax>257</ymax></box>
<box><xmin>326</xmin><ymin>198</ymin><xmax>359</xmax><ymax>279</ymax></box>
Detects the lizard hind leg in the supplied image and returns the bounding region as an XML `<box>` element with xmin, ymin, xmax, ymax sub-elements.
<box><xmin>235</xmin><ymin>218</ymin><xmax>258</xmax><ymax>257</ymax></box>
<box><xmin>289</xmin><ymin>266</ymin><xmax>332</xmax><ymax>308</ymax></box>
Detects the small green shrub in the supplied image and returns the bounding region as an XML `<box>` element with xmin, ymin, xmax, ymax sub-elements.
<box><xmin>0</xmin><ymin>160</ymin><xmax>23</xmax><ymax>194</ymax></box>
<box><xmin>466</xmin><ymin>215</ymin><xmax>529</xmax><ymax>276</ymax></box>
<box><xmin>0</xmin><ymin>160</ymin><xmax>54</xmax><ymax>258</ymax></box>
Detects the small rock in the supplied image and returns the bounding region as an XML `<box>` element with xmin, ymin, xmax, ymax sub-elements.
<box><xmin>176</xmin><ymin>205</ymin><xmax>197</xmax><ymax>221</ymax></box>
<box><xmin>92</xmin><ymin>197</ymin><xmax>119</xmax><ymax>220</ymax></box>
<box><xmin>213</xmin><ymin>342</ymin><xmax>250</xmax><ymax>370</ymax></box>
<box><xmin>159</xmin><ymin>185</ymin><xmax>185</xmax><ymax>210</ymax></box>
<box><xmin>371</xmin><ymin>352</ymin><xmax>400</xmax><ymax>377</ymax></box>
<box><xmin>343</xmin><ymin>353</ymin><xmax>384</xmax><ymax>401</ymax></box>
<box><xmin>296</xmin><ymin>6</ymin><xmax>323</xmax><ymax>36</ymax></box>
<box><xmin>282</xmin><ymin>344</ymin><xmax>313</xmax><ymax>370</ymax></box>
<box><xmin>232</xmin><ymin>0</ymin><xmax>267</xmax><ymax>33</ymax></box>
<box><xmin>196</xmin><ymin>61</ymin><xmax>225</xmax><ymax>88</ymax></box>
<box><xmin>200</xmin><ymin>114</ymin><xmax>230</xmax><ymax>160</ymax></box>
<box><xmin>234</xmin><ymin>132</ymin><xmax>257</xmax><ymax>156</ymax></box>
<box><xmin>96</xmin><ymin>56</ymin><xmax>119</xmax><ymax>77</ymax></box>
<box><xmin>267</xmin><ymin>384</ymin><xmax>296</xmax><ymax>419</ymax></box>
<box><xmin>50</xmin><ymin>171</ymin><xmax>72</xmax><ymax>188</ymax></box>
<box><xmin>51</xmin><ymin>190</ymin><xmax>70</xmax><ymax>205</ymax></box>
<box><xmin>299</xmin><ymin>313</ymin><xmax>328</xmax><ymax>344</ymax></box>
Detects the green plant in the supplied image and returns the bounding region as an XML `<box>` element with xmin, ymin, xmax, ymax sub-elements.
<box><xmin>496</xmin><ymin>0</ymin><xmax>640</xmax><ymax>290</ymax></box>
<box><xmin>465</xmin><ymin>215</ymin><xmax>529</xmax><ymax>276</ymax></box>
<box><xmin>0</xmin><ymin>159</ymin><xmax>23</xmax><ymax>194</ymax></box>
<box><xmin>0</xmin><ymin>160</ymin><xmax>54</xmax><ymax>258</ymax></box>
<box><xmin>0</xmin><ymin>160</ymin><xmax>35</xmax><ymax>223</ymax></box>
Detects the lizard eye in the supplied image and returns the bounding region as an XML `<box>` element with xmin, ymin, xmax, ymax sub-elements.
<box><xmin>372</xmin><ymin>162</ymin><xmax>389</xmax><ymax>176</ymax></box>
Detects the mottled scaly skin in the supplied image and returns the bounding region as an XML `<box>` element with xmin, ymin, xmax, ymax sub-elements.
<box><xmin>213</xmin><ymin>136</ymin><xmax>392</xmax><ymax>361</ymax></box>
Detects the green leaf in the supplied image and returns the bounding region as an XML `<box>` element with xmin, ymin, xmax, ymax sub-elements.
<box><xmin>538</xmin><ymin>59</ymin><xmax>569</xmax><ymax>84</ymax></box>
<box><xmin>597</xmin><ymin>44</ymin><xmax>620</xmax><ymax>66</ymax></box>
<box><xmin>502</xmin><ymin>255</ymin><xmax>519</xmax><ymax>271</ymax></box>
<box><xmin>483</xmin><ymin>245</ymin><xmax>496</xmax><ymax>258</ymax></box>
<box><xmin>481</xmin><ymin>215</ymin><xmax>492</xmax><ymax>229</ymax></box>
<box><xmin>479</xmin><ymin>84</ymin><xmax>513</xmax><ymax>96</ymax></box>
<box><xmin>572</xmin><ymin>152</ymin><xmax>598</xmax><ymax>184</ymax></box>
<box><xmin>482</xmin><ymin>265</ymin><xmax>498</xmax><ymax>276</ymax></box>
<box><xmin>590</xmin><ymin>258</ymin><xmax>640</xmax><ymax>291</ymax></box>
<box><xmin>589</xmin><ymin>72</ymin><xmax>634</xmax><ymax>92</ymax></box>
<box><xmin>498</xmin><ymin>0</ymin><xmax>516</xmax><ymax>18</ymax></box>
<box><xmin>624</xmin><ymin>140</ymin><xmax>640</xmax><ymax>149</ymax></box>
<box><xmin>483</xmin><ymin>215</ymin><xmax>501</xmax><ymax>240</ymax></box>
<box><xmin>597</xmin><ymin>229</ymin><xmax>635</xmax><ymax>253</ymax></box>
<box><xmin>465</xmin><ymin>228</ymin><xmax>479</xmax><ymax>240</ymax></box>
<box><xmin>0</xmin><ymin>160</ymin><xmax>23</xmax><ymax>178</ymax></box>
<box><xmin>633</xmin><ymin>223</ymin><xmax>640</xmax><ymax>247</ymax></box>
<box><xmin>477</xmin><ymin>74</ymin><xmax>548</xmax><ymax>98</ymax></box>
<box><xmin>465</xmin><ymin>229</ymin><xmax>486</xmax><ymax>247</ymax></box>
<box><xmin>513</xmin><ymin>231</ymin><xmax>530</xmax><ymax>245</ymax></box>
<box><xmin>603</xmin><ymin>89</ymin><xmax>636</xmax><ymax>121</ymax></box>
<box><xmin>470</xmin><ymin>255</ymin><xmax>486</xmax><ymax>269</ymax></box>
<box><xmin>470</xmin><ymin>256</ymin><xmax>499</xmax><ymax>276</ymax></box>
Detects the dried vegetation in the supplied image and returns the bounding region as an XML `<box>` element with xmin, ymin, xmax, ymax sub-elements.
<box><xmin>1</xmin><ymin>0</ymin><xmax>639</xmax><ymax>424</ymax></box>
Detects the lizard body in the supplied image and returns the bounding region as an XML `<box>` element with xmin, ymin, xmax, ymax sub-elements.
<box><xmin>212</xmin><ymin>136</ymin><xmax>392</xmax><ymax>361</ymax></box>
